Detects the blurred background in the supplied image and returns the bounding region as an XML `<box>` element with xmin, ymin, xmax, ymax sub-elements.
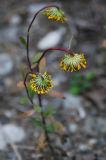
<box><xmin>0</xmin><ymin>0</ymin><xmax>106</xmax><ymax>159</ymax></box>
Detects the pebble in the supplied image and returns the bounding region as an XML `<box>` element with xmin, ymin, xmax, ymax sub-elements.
<box><xmin>63</xmin><ymin>94</ymin><xmax>86</xmax><ymax>119</ymax></box>
<box><xmin>88</xmin><ymin>138</ymin><xmax>97</xmax><ymax>147</ymax></box>
<box><xmin>37</xmin><ymin>28</ymin><xmax>66</xmax><ymax>50</ymax></box>
<box><xmin>78</xmin><ymin>143</ymin><xmax>90</xmax><ymax>152</ymax></box>
<box><xmin>10</xmin><ymin>15</ymin><xmax>21</xmax><ymax>25</ymax></box>
<box><xmin>68</xmin><ymin>123</ymin><xmax>78</xmax><ymax>133</ymax></box>
<box><xmin>83</xmin><ymin>117</ymin><xmax>106</xmax><ymax>136</ymax></box>
<box><xmin>0</xmin><ymin>124</ymin><xmax>25</xmax><ymax>150</ymax></box>
<box><xmin>0</xmin><ymin>129</ymin><xmax>7</xmax><ymax>150</ymax></box>
<box><xmin>0</xmin><ymin>26</ymin><xmax>19</xmax><ymax>42</ymax></box>
<box><xmin>0</xmin><ymin>53</ymin><xmax>13</xmax><ymax>76</ymax></box>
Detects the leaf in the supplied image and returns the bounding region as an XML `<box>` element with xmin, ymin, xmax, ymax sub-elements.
<box><xmin>44</xmin><ymin>105</ymin><xmax>55</xmax><ymax>118</ymax></box>
<box><xmin>53</xmin><ymin>120</ymin><xmax>65</xmax><ymax>133</ymax></box>
<box><xmin>19</xmin><ymin>36</ymin><xmax>27</xmax><ymax>48</ymax></box>
<box><xmin>86</xmin><ymin>72</ymin><xmax>96</xmax><ymax>80</ymax></box>
<box><xmin>34</xmin><ymin>105</ymin><xmax>41</xmax><ymax>113</ymax></box>
<box><xmin>46</xmin><ymin>124</ymin><xmax>55</xmax><ymax>133</ymax></box>
<box><xmin>32</xmin><ymin>118</ymin><xmax>42</xmax><ymax>128</ymax></box>
<box><xmin>39</xmin><ymin>57</ymin><xmax>46</xmax><ymax>73</ymax></box>
<box><xmin>18</xmin><ymin>109</ymin><xmax>35</xmax><ymax>118</ymax></box>
<box><xmin>49</xmin><ymin>90</ymin><xmax>65</xmax><ymax>99</ymax></box>
<box><xmin>101</xmin><ymin>39</ymin><xmax>106</xmax><ymax>48</ymax></box>
<box><xmin>17</xmin><ymin>81</ymin><xmax>25</xmax><ymax>89</ymax></box>
<box><xmin>27</xmin><ymin>84</ymin><xmax>35</xmax><ymax>98</ymax></box>
<box><xmin>19</xmin><ymin>96</ymin><xmax>29</xmax><ymax>106</ymax></box>
<box><xmin>48</xmin><ymin>117</ymin><xmax>66</xmax><ymax>133</ymax></box>
<box><xmin>69</xmin><ymin>86</ymin><xmax>81</xmax><ymax>95</ymax></box>
<box><xmin>37</xmin><ymin>133</ymin><xmax>46</xmax><ymax>151</ymax></box>
<box><xmin>32</xmin><ymin>52</ymin><xmax>42</xmax><ymax>64</ymax></box>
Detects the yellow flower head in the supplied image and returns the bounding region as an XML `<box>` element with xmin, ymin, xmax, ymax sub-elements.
<box><xmin>30</xmin><ymin>72</ymin><xmax>53</xmax><ymax>94</ymax></box>
<box><xmin>59</xmin><ymin>53</ymin><xmax>87</xmax><ymax>72</ymax></box>
<box><xmin>43</xmin><ymin>7</ymin><xmax>66</xmax><ymax>23</ymax></box>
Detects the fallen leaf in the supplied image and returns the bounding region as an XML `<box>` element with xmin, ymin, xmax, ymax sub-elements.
<box><xmin>101</xmin><ymin>39</ymin><xmax>106</xmax><ymax>48</ymax></box>
<box><xmin>17</xmin><ymin>109</ymin><xmax>35</xmax><ymax>118</ymax></box>
<box><xmin>49</xmin><ymin>90</ymin><xmax>65</xmax><ymax>99</ymax></box>
<box><xmin>39</xmin><ymin>57</ymin><xmax>46</xmax><ymax>73</ymax></box>
<box><xmin>37</xmin><ymin>133</ymin><xmax>46</xmax><ymax>151</ymax></box>
<box><xmin>17</xmin><ymin>81</ymin><xmax>25</xmax><ymax>89</ymax></box>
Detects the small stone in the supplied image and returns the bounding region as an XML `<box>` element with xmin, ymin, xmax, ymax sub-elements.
<box><xmin>0</xmin><ymin>129</ymin><xmax>7</xmax><ymax>150</ymax></box>
<box><xmin>68</xmin><ymin>123</ymin><xmax>78</xmax><ymax>133</ymax></box>
<box><xmin>63</xmin><ymin>94</ymin><xmax>86</xmax><ymax>119</ymax></box>
<box><xmin>10</xmin><ymin>15</ymin><xmax>21</xmax><ymax>25</ymax></box>
<box><xmin>88</xmin><ymin>139</ymin><xmax>97</xmax><ymax>147</ymax></box>
<box><xmin>78</xmin><ymin>144</ymin><xmax>90</xmax><ymax>152</ymax></box>
<box><xmin>0</xmin><ymin>53</ymin><xmax>13</xmax><ymax>76</ymax></box>
<box><xmin>2</xmin><ymin>124</ymin><xmax>25</xmax><ymax>144</ymax></box>
<box><xmin>37</xmin><ymin>28</ymin><xmax>66</xmax><ymax>50</ymax></box>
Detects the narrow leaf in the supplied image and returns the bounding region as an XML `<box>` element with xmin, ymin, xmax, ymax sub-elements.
<box><xmin>39</xmin><ymin>57</ymin><xmax>46</xmax><ymax>73</ymax></box>
<box><xmin>49</xmin><ymin>90</ymin><xmax>65</xmax><ymax>99</ymax></box>
<box><xmin>19</xmin><ymin>36</ymin><xmax>27</xmax><ymax>48</ymax></box>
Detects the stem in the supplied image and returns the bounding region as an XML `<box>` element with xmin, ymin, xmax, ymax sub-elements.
<box><xmin>36</xmin><ymin>47</ymin><xmax>74</xmax><ymax>67</ymax></box>
<box><xmin>24</xmin><ymin>72</ymin><xmax>33</xmax><ymax>105</ymax></box>
<box><xmin>38</xmin><ymin>94</ymin><xmax>56</xmax><ymax>159</ymax></box>
<box><xmin>26</xmin><ymin>5</ymin><xmax>60</xmax><ymax>71</ymax></box>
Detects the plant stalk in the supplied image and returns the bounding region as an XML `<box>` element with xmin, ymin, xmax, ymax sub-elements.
<box><xmin>26</xmin><ymin>5</ymin><xmax>60</xmax><ymax>71</ymax></box>
<box><xmin>38</xmin><ymin>94</ymin><xmax>57</xmax><ymax>159</ymax></box>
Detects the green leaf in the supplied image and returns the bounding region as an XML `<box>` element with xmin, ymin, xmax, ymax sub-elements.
<box><xmin>46</xmin><ymin>124</ymin><xmax>55</xmax><ymax>133</ymax></box>
<box><xmin>86</xmin><ymin>72</ymin><xmax>96</xmax><ymax>80</ymax></box>
<box><xmin>34</xmin><ymin>105</ymin><xmax>41</xmax><ymax>113</ymax></box>
<box><xmin>69</xmin><ymin>86</ymin><xmax>81</xmax><ymax>95</ymax></box>
<box><xmin>82</xmin><ymin>81</ymin><xmax>92</xmax><ymax>89</ymax></box>
<box><xmin>32</xmin><ymin>52</ymin><xmax>43</xmax><ymax>64</ymax></box>
<box><xmin>19</xmin><ymin>36</ymin><xmax>27</xmax><ymax>48</ymax></box>
<box><xmin>32</xmin><ymin>118</ymin><xmax>42</xmax><ymax>128</ymax></box>
<box><xmin>27</xmin><ymin>84</ymin><xmax>35</xmax><ymax>98</ymax></box>
<box><xmin>44</xmin><ymin>105</ymin><xmax>55</xmax><ymax>118</ymax></box>
<box><xmin>19</xmin><ymin>96</ymin><xmax>29</xmax><ymax>106</ymax></box>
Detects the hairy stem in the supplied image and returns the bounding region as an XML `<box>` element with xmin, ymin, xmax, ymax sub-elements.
<box><xmin>38</xmin><ymin>94</ymin><xmax>57</xmax><ymax>159</ymax></box>
<box><xmin>36</xmin><ymin>47</ymin><xmax>74</xmax><ymax>68</ymax></box>
<box><xmin>26</xmin><ymin>5</ymin><xmax>59</xmax><ymax>71</ymax></box>
<box><xmin>24</xmin><ymin>72</ymin><xmax>33</xmax><ymax>105</ymax></box>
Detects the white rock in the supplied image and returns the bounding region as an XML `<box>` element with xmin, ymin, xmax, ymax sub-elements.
<box><xmin>37</xmin><ymin>28</ymin><xmax>66</xmax><ymax>50</ymax></box>
<box><xmin>0</xmin><ymin>53</ymin><xmax>13</xmax><ymax>76</ymax></box>
<box><xmin>10</xmin><ymin>15</ymin><xmax>21</xmax><ymax>25</ymax></box>
<box><xmin>63</xmin><ymin>94</ymin><xmax>86</xmax><ymax>119</ymax></box>
<box><xmin>0</xmin><ymin>129</ymin><xmax>7</xmax><ymax>150</ymax></box>
<box><xmin>1</xmin><ymin>27</ymin><xmax>19</xmax><ymax>42</ymax></box>
<box><xmin>0</xmin><ymin>124</ymin><xmax>25</xmax><ymax>150</ymax></box>
<box><xmin>68</xmin><ymin>123</ymin><xmax>77</xmax><ymax>133</ymax></box>
<box><xmin>3</xmin><ymin>124</ymin><xmax>25</xmax><ymax>143</ymax></box>
<box><xmin>78</xmin><ymin>144</ymin><xmax>89</xmax><ymax>152</ymax></box>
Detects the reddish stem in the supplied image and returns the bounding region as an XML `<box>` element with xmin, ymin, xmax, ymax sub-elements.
<box><xmin>36</xmin><ymin>47</ymin><xmax>74</xmax><ymax>66</ymax></box>
<box><xmin>26</xmin><ymin>5</ymin><xmax>60</xmax><ymax>71</ymax></box>
<box><xmin>24</xmin><ymin>72</ymin><xmax>33</xmax><ymax>104</ymax></box>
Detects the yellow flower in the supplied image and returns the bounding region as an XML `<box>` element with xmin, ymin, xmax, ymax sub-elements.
<box><xmin>59</xmin><ymin>53</ymin><xmax>87</xmax><ymax>72</ymax></box>
<box><xmin>29</xmin><ymin>72</ymin><xmax>53</xmax><ymax>94</ymax></box>
<box><xmin>43</xmin><ymin>7</ymin><xmax>66</xmax><ymax>23</ymax></box>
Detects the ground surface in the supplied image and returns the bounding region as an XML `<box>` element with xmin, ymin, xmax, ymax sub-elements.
<box><xmin>0</xmin><ymin>0</ymin><xmax>106</xmax><ymax>160</ymax></box>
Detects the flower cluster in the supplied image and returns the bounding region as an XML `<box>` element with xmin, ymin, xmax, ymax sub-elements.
<box><xmin>59</xmin><ymin>53</ymin><xmax>87</xmax><ymax>72</ymax></box>
<box><xmin>29</xmin><ymin>53</ymin><xmax>87</xmax><ymax>94</ymax></box>
<box><xmin>43</xmin><ymin>7</ymin><xmax>66</xmax><ymax>23</ymax></box>
<box><xmin>30</xmin><ymin>72</ymin><xmax>53</xmax><ymax>94</ymax></box>
<box><xmin>27</xmin><ymin>6</ymin><xmax>87</xmax><ymax>95</ymax></box>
